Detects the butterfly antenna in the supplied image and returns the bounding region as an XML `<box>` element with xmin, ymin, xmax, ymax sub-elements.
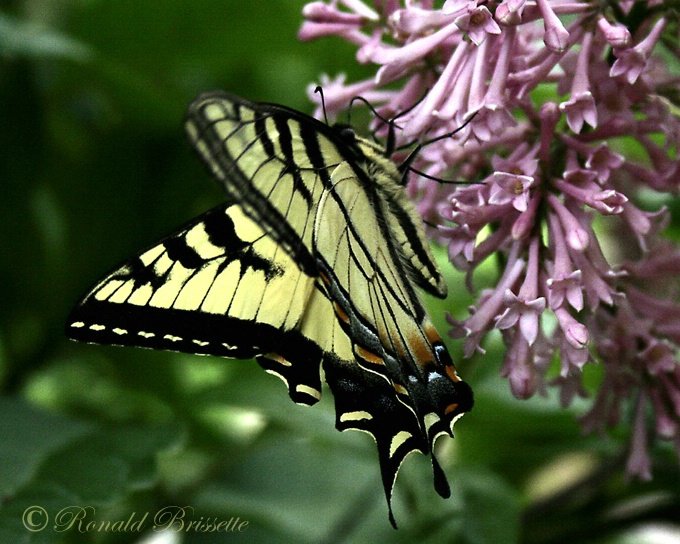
<box><xmin>408</xmin><ymin>165</ymin><xmax>477</xmax><ymax>185</ymax></box>
<box><xmin>398</xmin><ymin>111</ymin><xmax>478</xmax><ymax>176</ymax></box>
<box><xmin>391</xmin><ymin>89</ymin><xmax>429</xmax><ymax>122</ymax></box>
<box><xmin>348</xmin><ymin>95</ymin><xmax>400</xmax><ymax>155</ymax></box>
<box><xmin>350</xmin><ymin>95</ymin><xmax>393</xmax><ymax>127</ymax></box>
<box><xmin>314</xmin><ymin>86</ymin><xmax>330</xmax><ymax>126</ymax></box>
<box><xmin>378</xmin><ymin>89</ymin><xmax>431</xmax><ymax>152</ymax></box>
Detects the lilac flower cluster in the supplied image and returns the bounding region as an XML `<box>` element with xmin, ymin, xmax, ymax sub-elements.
<box><xmin>299</xmin><ymin>0</ymin><xmax>680</xmax><ymax>477</ymax></box>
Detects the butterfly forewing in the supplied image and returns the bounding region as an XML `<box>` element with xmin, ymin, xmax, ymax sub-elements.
<box><xmin>67</xmin><ymin>91</ymin><xmax>473</xmax><ymax>528</ymax></box>
<box><xmin>350</xmin><ymin>138</ymin><xmax>448</xmax><ymax>299</ymax></box>
<box><xmin>185</xmin><ymin>92</ymin><xmax>346</xmax><ymax>276</ymax></box>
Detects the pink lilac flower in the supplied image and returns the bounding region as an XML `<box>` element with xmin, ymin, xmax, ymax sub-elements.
<box><xmin>300</xmin><ymin>1</ymin><xmax>680</xmax><ymax>479</ymax></box>
<box><xmin>611</xmin><ymin>17</ymin><xmax>667</xmax><ymax>84</ymax></box>
<box><xmin>453</xmin><ymin>2</ymin><xmax>501</xmax><ymax>45</ymax></box>
<box><xmin>559</xmin><ymin>30</ymin><xmax>597</xmax><ymax>133</ymax></box>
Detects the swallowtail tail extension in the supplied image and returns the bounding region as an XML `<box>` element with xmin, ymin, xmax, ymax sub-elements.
<box><xmin>66</xmin><ymin>91</ymin><xmax>474</xmax><ymax>526</ymax></box>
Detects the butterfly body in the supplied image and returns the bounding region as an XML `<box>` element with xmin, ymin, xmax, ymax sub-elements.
<box><xmin>67</xmin><ymin>92</ymin><xmax>473</xmax><ymax>526</ymax></box>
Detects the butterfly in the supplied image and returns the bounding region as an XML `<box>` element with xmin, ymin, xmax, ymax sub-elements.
<box><xmin>66</xmin><ymin>91</ymin><xmax>474</xmax><ymax>527</ymax></box>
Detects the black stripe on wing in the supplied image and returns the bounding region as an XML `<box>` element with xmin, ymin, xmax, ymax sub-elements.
<box><xmin>271</xmin><ymin>114</ymin><xmax>315</xmax><ymax>206</ymax></box>
<box><xmin>184</xmin><ymin>92</ymin><xmax>338</xmax><ymax>276</ymax></box>
<box><xmin>66</xmin><ymin>204</ymin><xmax>328</xmax><ymax>406</ymax></box>
<box><xmin>382</xmin><ymin>198</ymin><xmax>448</xmax><ymax>298</ymax></box>
<box><xmin>68</xmin><ymin>299</ymin><xmax>325</xmax><ymax>406</ymax></box>
<box><xmin>324</xmin><ymin>357</ymin><xmax>439</xmax><ymax>528</ymax></box>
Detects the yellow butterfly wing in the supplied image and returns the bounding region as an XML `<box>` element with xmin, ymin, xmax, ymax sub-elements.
<box><xmin>68</xmin><ymin>91</ymin><xmax>473</xmax><ymax>527</ymax></box>
<box><xmin>314</xmin><ymin>161</ymin><xmax>472</xmax><ymax>524</ymax></box>
<box><xmin>67</xmin><ymin>203</ymin><xmax>353</xmax><ymax>406</ymax></box>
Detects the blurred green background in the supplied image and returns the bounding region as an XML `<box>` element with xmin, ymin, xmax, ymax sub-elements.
<box><xmin>1</xmin><ymin>1</ymin><xmax>679</xmax><ymax>543</ymax></box>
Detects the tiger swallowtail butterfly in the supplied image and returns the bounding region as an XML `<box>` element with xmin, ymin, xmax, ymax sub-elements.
<box><xmin>66</xmin><ymin>91</ymin><xmax>474</xmax><ymax>527</ymax></box>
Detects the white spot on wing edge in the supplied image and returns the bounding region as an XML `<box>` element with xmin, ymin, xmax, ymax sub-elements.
<box><xmin>263</xmin><ymin>353</ymin><xmax>292</xmax><ymax>367</ymax></box>
<box><xmin>340</xmin><ymin>410</ymin><xmax>373</xmax><ymax>423</ymax></box>
<box><xmin>89</xmin><ymin>324</ymin><xmax>105</xmax><ymax>331</ymax></box>
<box><xmin>139</xmin><ymin>331</ymin><xmax>155</xmax><ymax>338</ymax></box>
<box><xmin>389</xmin><ymin>430</ymin><xmax>413</xmax><ymax>458</ymax></box>
<box><xmin>295</xmin><ymin>384</ymin><xmax>321</xmax><ymax>401</ymax></box>
<box><xmin>164</xmin><ymin>334</ymin><xmax>182</xmax><ymax>342</ymax></box>
<box><xmin>192</xmin><ymin>339</ymin><xmax>209</xmax><ymax>347</ymax></box>
<box><xmin>264</xmin><ymin>368</ymin><xmax>289</xmax><ymax>386</ymax></box>
<box><xmin>71</xmin><ymin>321</ymin><xmax>85</xmax><ymax>328</ymax></box>
<box><xmin>449</xmin><ymin>412</ymin><xmax>466</xmax><ymax>432</ymax></box>
<box><xmin>424</xmin><ymin>412</ymin><xmax>441</xmax><ymax>434</ymax></box>
<box><xmin>113</xmin><ymin>328</ymin><xmax>128</xmax><ymax>335</ymax></box>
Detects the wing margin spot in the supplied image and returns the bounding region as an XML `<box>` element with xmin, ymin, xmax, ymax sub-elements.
<box><xmin>389</xmin><ymin>431</ymin><xmax>413</xmax><ymax>458</ymax></box>
<box><xmin>295</xmin><ymin>384</ymin><xmax>321</xmax><ymax>401</ymax></box>
<box><xmin>340</xmin><ymin>410</ymin><xmax>373</xmax><ymax>423</ymax></box>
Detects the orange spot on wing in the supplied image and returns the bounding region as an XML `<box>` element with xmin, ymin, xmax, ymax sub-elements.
<box><xmin>445</xmin><ymin>364</ymin><xmax>462</xmax><ymax>383</ymax></box>
<box><xmin>444</xmin><ymin>403</ymin><xmax>459</xmax><ymax>415</ymax></box>
<box><xmin>425</xmin><ymin>322</ymin><xmax>448</xmax><ymax>345</ymax></box>
<box><xmin>406</xmin><ymin>325</ymin><xmax>437</xmax><ymax>370</ymax></box>
<box><xmin>393</xmin><ymin>382</ymin><xmax>408</xmax><ymax>396</ymax></box>
<box><xmin>355</xmin><ymin>345</ymin><xmax>384</xmax><ymax>365</ymax></box>
<box><xmin>319</xmin><ymin>271</ymin><xmax>331</xmax><ymax>287</ymax></box>
<box><xmin>334</xmin><ymin>302</ymin><xmax>349</xmax><ymax>324</ymax></box>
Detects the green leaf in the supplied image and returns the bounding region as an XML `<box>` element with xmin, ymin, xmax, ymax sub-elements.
<box><xmin>189</xmin><ymin>434</ymin><xmax>394</xmax><ymax>543</ymax></box>
<box><xmin>0</xmin><ymin>14</ymin><xmax>92</xmax><ymax>61</ymax></box>
<box><xmin>459</xmin><ymin>468</ymin><xmax>522</xmax><ymax>544</ymax></box>
<box><xmin>0</xmin><ymin>396</ymin><xmax>92</xmax><ymax>498</ymax></box>
<box><xmin>0</xmin><ymin>397</ymin><xmax>179</xmax><ymax>544</ymax></box>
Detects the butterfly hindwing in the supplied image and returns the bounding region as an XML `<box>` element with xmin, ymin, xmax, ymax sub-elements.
<box><xmin>314</xmin><ymin>161</ymin><xmax>473</xmax><ymax>521</ymax></box>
